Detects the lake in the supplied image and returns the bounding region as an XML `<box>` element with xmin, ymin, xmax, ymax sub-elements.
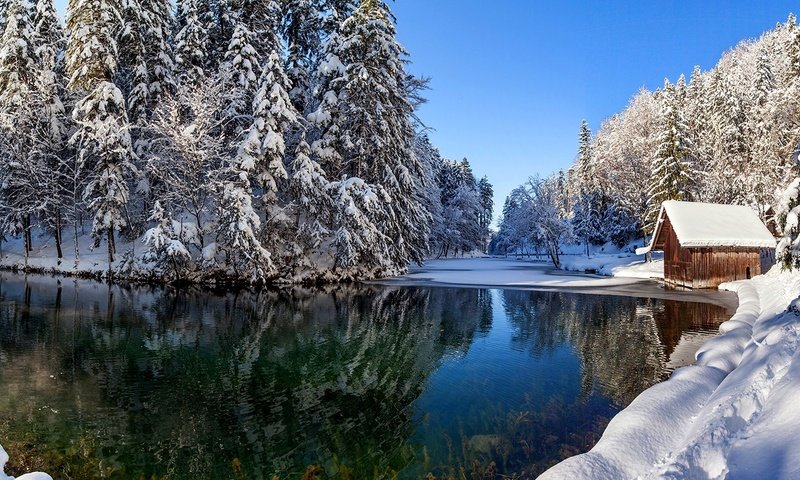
<box><xmin>0</xmin><ymin>272</ymin><xmax>734</xmax><ymax>479</ymax></box>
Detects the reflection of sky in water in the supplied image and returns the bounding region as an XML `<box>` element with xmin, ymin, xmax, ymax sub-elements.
<box><xmin>416</xmin><ymin>289</ymin><xmax>580</xmax><ymax>430</ymax></box>
<box><xmin>408</xmin><ymin>288</ymin><xmax>729</xmax><ymax>477</ymax></box>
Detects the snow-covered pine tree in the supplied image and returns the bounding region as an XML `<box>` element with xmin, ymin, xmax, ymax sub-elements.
<box><xmin>707</xmin><ymin>69</ymin><xmax>749</xmax><ymax>203</ymax></box>
<box><xmin>31</xmin><ymin>0</ymin><xmax>69</xmax><ymax>259</ymax></box>
<box><xmin>225</xmin><ymin>21</ymin><xmax>259</xmax><ymax>95</ymax></box>
<box><xmin>0</xmin><ymin>0</ymin><xmax>35</xmax><ymax>104</ymax></box>
<box><xmin>747</xmin><ymin>45</ymin><xmax>785</xmax><ymax>218</ymax></box>
<box><xmin>413</xmin><ymin>133</ymin><xmax>444</xmax><ymax>255</ymax></box>
<box><xmin>174</xmin><ymin>0</ymin><xmax>209</xmax><ymax>85</ymax></box>
<box><xmin>221</xmin><ymin>19</ymin><xmax>261</xmax><ymax>125</ymax></box>
<box><xmin>214</xmin><ymin>176</ymin><xmax>275</xmax><ymax>282</ymax></box>
<box><xmin>142</xmin><ymin>200</ymin><xmax>190</xmax><ymax>278</ymax></box>
<box><xmin>645</xmin><ymin>79</ymin><xmax>695</xmax><ymax>233</ymax></box>
<box><xmin>212</xmin><ymin>33</ymin><xmax>293</xmax><ymax>282</ymax></box>
<box><xmin>327</xmin><ymin>177</ymin><xmax>392</xmax><ymax>276</ymax></box>
<box><xmin>477</xmin><ymin>176</ymin><xmax>493</xmax><ymax>253</ymax></box>
<box><xmin>776</xmin><ymin>178</ymin><xmax>800</xmax><ymax>270</ymax></box>
<box><xmin>31</xmin><ymin>0</ymin><xmax>62</xmax><ymax>65</ymax></box>
<box><xmin>326</xmin><ymin>0</ymin><xmax>430</xmax><ymax>270</ymax></box>
<box><xmin>570</xmin><ymin>119</ymin><xmax>603</xmax><ymax>256</ymax></box>
<box><xmin>66</xmin><ymin>0</ymin><xmax>136</xmax><ymax>272</ymax></box>
<box><xmin>0</xmin><ymin>0</ymin><xmax>9</xmax><ymax>31</ymax></box>
<box><xmin>245</xmin><ymin>0</ymin><xmax>281</xmax><ymax>58</ymax></box>
<box><xmin>431</xmin><ymin>158</ymin><xmax>484</xmax><ymax>257</ymax></box>
<box><xmin>685</xmin><ymin>65</ymin><xmax>715</xmax><ymax>187</ymax></box>
<box><xmin>319</xmin><ymin>0</ymin><xmax>357</xmax><ymax>38</ymax></box>
<box><xmin>141</xmin><ymin>0</ymin><xmax>174</xmax><ymax>106</ymax></box>
<box><xmin>286</xmin><ymin>132</ymin><xmax>331</xmax><ymax>273</ymax></box>
<box><xmin>308</xmin><ymin>31</ymin><xmax>346</xmax><ymax>174</ymax></box>
<box><xmin>282</xmin><ymin>0</ymin><xmax>323</xmax><ymax>112</ymax></box>
<box><xmin>0</xmin><ymin>0</ymin><xmax>42</xmax><ymax>258</ymax></box>
<box><xmin>206</xmin><ymin>0</ymin><xmax>236</xmax><ymax>66</ymax></box>
<box><xmin>118</xmin><ymin>0</ymin><xmax>149</xmax><ymax>125</ymax></box>
<box><xmin>231</xmin><ymin>44</ymin><xmax>298</xmax><ymax>264</ymax></box>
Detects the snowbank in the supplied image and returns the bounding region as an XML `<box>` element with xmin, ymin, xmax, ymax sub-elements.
<box><xmin>539</xmin><ymin>267</ymin><xmax>800</xmax><ymax>480</ymax></box>
<box><xmin>0</xmin><ymin>445</ymin><xmax>52</xmax><ymax>480</ymax></box>
<box><xmin>560</xmin><ymin>253</ymin><xmax>664</xmax><ymax>279</ymax></box>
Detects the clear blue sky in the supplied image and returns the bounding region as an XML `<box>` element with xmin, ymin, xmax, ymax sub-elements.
<box><xmin>391</xmin><ymin>0</ymin><xmax>799</xmax><ymax>224</ymax></box>
<box><xmin>53</xmin><ymin>0</ymin><xmax>800</xmax><ymax>224</ymax></box>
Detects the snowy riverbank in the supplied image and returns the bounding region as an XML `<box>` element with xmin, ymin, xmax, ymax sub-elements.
<box><xmin>539</xmin><ymin>266</ymin><xmax>800</xmax><ymax>479</ymax></box>
<box><xmin>378</xmin><ymin>256</ymin><xmax>737</xmax><ymax>310</ymax></box>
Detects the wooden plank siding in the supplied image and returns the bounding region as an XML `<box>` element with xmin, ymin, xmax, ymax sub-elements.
<box><xmin>661</xmin><ymin>213</ymin><xmax>772</xmax><ymax>289</ymax></box>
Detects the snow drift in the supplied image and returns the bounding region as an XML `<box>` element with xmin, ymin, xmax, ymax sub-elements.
<box><xmin>539</xmin><ymin>267</ymin><xmax>800</xmax><ymax>479</ymax></box>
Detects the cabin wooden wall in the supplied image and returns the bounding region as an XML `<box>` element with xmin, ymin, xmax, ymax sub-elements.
<box><xmin>662</xmin><ymin>217</ymin><xmax>694</xmax><ymax>288</ymax></box>
<box><xmin>663</xmin><ymin>214</ymin><xmax>771</xmax><ymax>289</ymax></box>
<box><xmin>686</xmin><ymin>247</ymin><xmax>762</xmax><ymax>288</ymax></box>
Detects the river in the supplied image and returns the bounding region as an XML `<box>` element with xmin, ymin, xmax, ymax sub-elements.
<box><xmin>0</xmin><ymin>271</ymin><xmax>735</xmax><ymax>479</ymax></box>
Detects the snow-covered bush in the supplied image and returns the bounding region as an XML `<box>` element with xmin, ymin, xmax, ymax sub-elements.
<box><xmin>776</xmin><ymin>178</ymin><xmax>800</xmax><ymax>270</ymax></box>
<box><xmin>141</xmin><ymin>201</ymin><xmax>191</xmax><ymax>278</ymax></box>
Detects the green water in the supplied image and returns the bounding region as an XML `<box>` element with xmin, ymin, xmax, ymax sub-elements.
<box><xmin>0</xmin><ymin>273</ymin><xmax>732</xmax><ymax>479</ymax></box>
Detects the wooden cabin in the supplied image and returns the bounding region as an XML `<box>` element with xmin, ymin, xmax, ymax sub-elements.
<box><xmin>637</xmin><ymin>201</ymin><xmax>777</xmax><ymax>289</ymax></box>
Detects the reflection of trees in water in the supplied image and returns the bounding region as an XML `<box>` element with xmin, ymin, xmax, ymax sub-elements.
<box><xmin>501</xmin><ymin>290</ymin><xmax>727</xmax><ymax>407</ymax></box>
<box><xmin>0</xmin><ymin>274</ymin><xmax>492</xmax><ymax>479</ymax></box>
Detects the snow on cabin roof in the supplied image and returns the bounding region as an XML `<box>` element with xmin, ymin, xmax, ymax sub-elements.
<box><xmin>636</xmin><ymin>201</ymin><xmax>776</xmax><ymax>255</ymax></box>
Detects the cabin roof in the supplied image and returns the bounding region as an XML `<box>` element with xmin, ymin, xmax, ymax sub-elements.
<box><xmin>636</xmin><ymin>201</ymin><xmax>776</xmax><ymax>255</ymax></box>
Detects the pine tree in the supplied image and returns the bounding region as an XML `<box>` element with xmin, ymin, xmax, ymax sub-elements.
<box><xmin>575</xmin><ymin>119</ymin><xmax>593</xmax><ymax>189</ymax></box>
<box><xmin>66</xmin><ymin>0</ymin><xmax>136</xmax><ymax>271</ymax></box>
<box><xmin>141</xmin><ymin>0</ymin><xmax>174</xmax><ymax>105</ymax></box>
<box><xmin>0</xmin><ymin>0</ymin><xmax>41</xmax><ymax>259</ymax></box>
<box><xmin>221</xmin><ymin>20</ymin><xmax>261</xmax><ymax>122</ymax></box>
<box><xmin>215</xmin><ymin>176</ymin><xmax>275</xmax><ymax>282</ymax></box>
<box><xmin>287</xmin><ymin>132</ymin><xmax>331</xmax><ymax>272</ymax></box>
<box><xmin>31</xmin><ymin>0</ymin><xmax>69</xmax><ymax>259</ymax></box>
<box><xmin>224</xmin><ymin>21</ymin><xmax>260</xmax><ymax>96</ymax></box>
<box><xmin>118</xmin><ymin>0</ymin><xmax>150</xmax><ymax>125</ymax></box>
<box><xmin>708</xmin><ymin>70</ymin><xmax>748</xmax><ymax>203</ymax></box>
<box><xmin>31</xmin><ymin>0</ymin><xmax>62</xmax><ymax>66</ymax></box>
<box><xmin>282</xmin><ymin>0</ymin><xmax>322</xmax><ymax>112</ymax></box>
<box><xmin>646</xmin><ymin>79</ymin><xmax>694</xmax><ymax>233</ymax></box>
<box><xmin>142</xmin><ymin>200</ymin><xmax>190</xmax><ymax>278</ymax></box>
<box><xmin>0</xmin><ymin>0</ymin><xmax>35</xmax><ymax>105</ymax></box>
<box><xmin>571</xmin><ymin>119</ymin><xmax>602</xmax><ymax>256</ymax></box>
<box><xmin>174</xmin><ymin>0</ymin><xmax>209</xmax><ymax>84</ymax></box>
<box><xmin>748</xmin><ymin>45</ymin><xmax>783</xmax><ymax>216</ymax></box>
<box><xmin>322</xmin><ymin>0</ymin><xmax>430</xmax><ymax>270</ymax></box>
<box><xmin>230</xmin><ymin>47</ymin><xmax>298</xmax><ymax>264</ymax></box>
<box><xmin>776</xmin><ymin>178</ymin><xmax>800</xmax><ymax>270</ymax></box>
<box><xmin>478</xmin><ymin>176</ymin><xmax>493</xmax><ymax>253</ymax></box>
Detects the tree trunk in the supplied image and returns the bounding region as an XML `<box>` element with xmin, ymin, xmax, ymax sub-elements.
<box><xmin>73</xmin><ymin>219</ymin><xmax>80</xmax><ymax>267</ymax></box>
<box><xmin>22</xmin><ymin>215</ymin><xmax>30</xmax><ymax>255</ymax></box>
<box><xmin>54</xmin><ymin>210</ymin><xmax>63</xmax><ymax>260</ymax></box>
<box><xmin>107</xmin><ymin>226</ymin><xmax>115</xmax><ymax>277</ymax></box>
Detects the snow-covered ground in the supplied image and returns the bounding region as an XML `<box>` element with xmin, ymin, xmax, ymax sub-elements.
<box><xmin>378</xmin><ymin>255</ymin><xmax>739</xmax><ymax>309</ymax></box>
<box><xmin>0</xmin><ymin>228</ymin><xmax>134</xmax><ymax>278</ymax></box>
<box><xmin>560</xmin><ymin>252</ymin><xmax>664</xmax><ymax>279</ymax></box>
<box><xmin>539</xmin><ymin>266</ymin><xmax>800</xmax><ymax>480</ymax></box>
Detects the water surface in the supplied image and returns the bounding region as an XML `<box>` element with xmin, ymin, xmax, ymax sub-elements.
<box><xmin>0</xmin><ymin>273</ymin><xmax>733</xmax><ymax>479</ymax></box>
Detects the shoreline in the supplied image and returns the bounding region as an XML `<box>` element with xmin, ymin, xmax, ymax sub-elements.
<box><xmin>539</xmin><ymin>266</ymin><xmax>800</xmax><ymax>479</ymax></box>
<box><xmin>372</xmin><ymin>257</ymin><xmax>738</xmax><ymax>313</ymax></box>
